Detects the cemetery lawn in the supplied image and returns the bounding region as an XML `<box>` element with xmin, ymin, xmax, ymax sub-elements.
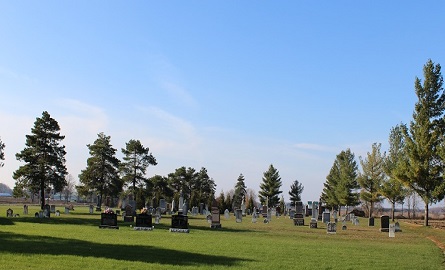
<box><xmin>0</xmin><ymin>205</ymin><xmax>444</xmax><ymax>270</ymax></box>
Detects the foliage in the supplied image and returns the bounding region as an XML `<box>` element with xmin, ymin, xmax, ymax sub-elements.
<box><xmin>145</xmin><ymin>174</ymin><xmax>173</xmax><ymax>207</ymax></box>
<box><xmin>382</xmin><ymin>125</ymin><xmax>409</xmax><ymax>221</ymax></box>
<box><xmin>13</xmin><ymin>111</ymin><xmax>67</xmax><ymax>209</ymax></box>
<box><xmin>288</xmin><ymin>179</ymin><xmax>304</xmax><ymax>206</ymax></box>
<box><xmin>78</xmin><ymin>132</ymin><xmax>122</xmax><ymax>208</ymax></box>
<box><xmin>233</xmin><ymin>174</ymin><xmax>247</xmax><ymax>209</ymax></box>
<box><xmin>321</xmin><ymin>149</ymin><xmax>359</xmax><ymax>211</ymax></box>
<box><xmin>394</xmin><ymin>59</ymin><xmax>445</xmax><ymax>226</ymax></box>
<box><xmin>357</xmin><ymin>143</ymin><xmax>385</xmax><ymax>218</ymax></box>
<box><xmin>120</xmin><ymin>139</ymin><xmax>157</xmax><ymax>204</ymax></box>
<box><xmin>258</xmin><ymin>164</ymin><xmax>282</xmax><ymax>207</ymax></box>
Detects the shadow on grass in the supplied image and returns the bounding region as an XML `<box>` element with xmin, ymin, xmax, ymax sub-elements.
<box><xmin>10</xmin><ymin>216</ymin><xmax>100</xmax><ymax>226</ymax></box>
<box><xmin>0</xmin><ymin>231</ymin><xmax>251</xmax><ymax>267</ymax></box>
<box><xmin>0</xmin><ymin>217</ymin><xmax>15</xmax><ymax>225</ymax></box>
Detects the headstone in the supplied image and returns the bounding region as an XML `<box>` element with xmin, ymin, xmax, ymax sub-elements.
<box><xmin>35</xmin><ymin>212</ymin><xmax>39</xmax><ymax>218</ymax></box>
<box><xmin>267</xmin><ymin>209</ymin><xmax>272</xmax><ymax>222</ymax></box>
<box><xmin>353</xmin><ymin>217</ymin><xmax>359</xmax><ymax>225</ymax></box>
<box><xmin>394</xmin><ymin>222</ymin><xmax>402</xmax><ymax>232</ymax></box>
<box><xmin>350</xmin><ymin>213</ymin><xmax>355</xmax><ymax>223</ymax></box>
<box><xmin>224</xmin><ymin>209</ymin><xmax>230</xmax><ymax>220</ymax></box>
<box><xmin>171</xmin><ymin>199</ymin><xmax>175</xmax><ymax>213</ymax></box>
<box><xmin>23</xmin><ymin>205</ymin><xmax>28</xmax><ymax>215</ymax></box>
<box><xmin>345</xmin><ymin>214</ymin><xmax>351</xmax><ymax>222</ymax></box>
<box><xmin>179</xmin><ymin>194</ymin><xmax>184</xmax><ymax>213</ymax></box>
<box><xmin>289</xmin><ymin>210</ymin><xmax>296</xmax><ymax>219</ymax></box>
<box><xmin>342</xmin><ymin>220</ymin><xmax>347</xmax><ymax>230</ymax></box>
<box><xmin>6</xmin><ymin>208</ymin><xmax>13</xmax><ymax>217</ymax></box>
<box><xmin>43</xmin><ymin>205</ymin><xmax>50</xmax><ymax>218</ymax></box>
<box><xmin>135</xmin><ymin>213</ymin><xmax>153</xmax><ymax>230</ymax></box>
<box><xmin>380</xmin><ymin>215</ymin><xmax>390</xmax><ymax>232</ymax></box>
<box><xmin>159</xmin><ymin>199</ymin><xmax>166</xmax><ymax>213</ymax></box>
<box><xmin>192</xmin><ymin>206</ymin><xmax>198</xmax><ymax>216</ymax></box>
<box><xmin>389</xmin><ymin>223</ymin><xmax>395</xmax><ymax>238</ymax></box>
<box><xmin>333</xmin><ymin>210</ymin><xmax>338</xmax><ymax>223</ymax></box>
<box><xmin>262</xmin><ymin>205</ymin><xmax>268</xmax><ymax>218</ymax></box>
<box><xmin>310</xmin><ymin>218</ymin><xmax>317</xmax><ymax>228</ymax></box>
<box><xmin>368</xmin><ymin>217</ymin><xmax>375</xmax><ymax>226</ymax></box>
<box><xmin>235</xmin><ymin>209</ymin><xmax>243</xmax><ymax>223</ymax></box>
<box><xmin>124</xmin><ymin>205</ymin><xmax>134</xmax><ymax>222</ymax></box>
<box><xmin>50</xmin><ymin>205</ymin><xmax>56</xmax><ymax>214</ymax></box>
<box><xmin>295</xmin><ymin>201</ymin><xmax>304</xmax><ymax>214</ymax></box>
<box><xmin>252</xmin><ymin>211</ymin><xmax>258</xmax><ymax>223</ymax></box>
<box><xmin>322</xmin><ymin>211</ymin><xmax>330</xmax><ymax>224</ymax></box>
<box><xmin>68</xmin><ymin>204</ymin><xmax>74</xmax><ymax>211</ymax></box>
<box><xmin>293</xmin><ymin>213</ymin><xmax>304</xmax><ymax>226</ymax></box>
<box><xmin>327</xmin><ymin>222</ymin><xmax>337</xmax><ymax>234</ymax></box>
<box><xmin>154</xmin><ymin>208</ymin><xmax>161</xmax><ymax>224</ymax></box>
<box><xmin>89</xmin><ymin>205</ymin><xmax>94</xmax><ymax>214</ymax></box>
<box><xmin>182</xmin><ymin>201</ymin><xmax>188</xmax><ymax>216</ymax></box>
<box><xmin>199</xmin><ymin>203</ymin><xmax>204</xmax><ymax>215</ymax></box>
<box><xmin>64</xmin><ymin>207</ymin><xmax>70</xmax><ymax>214</ymax></box>
<box><xmin>170</xmin><ymin>214</ymin><xmax>189</xmax><ymax>233</ymax></box>
<box><xmin>99</xmin><ymin>212</ymin><xmax>119</xmax><ymax>229</ymax></box>
<box><xmin>211</xmin><ymin>204</ymin><xmax>221</xmax><ymax>229</ymax></box>
<box><xmin>307</xmin><ymin>201</ymin><xmax>313</xmax><ymax>217</ymax></box>
<box><xmin>55</xmin><ymin>210</ymin><xmax>60</xmax><ymax>216</ymax></box>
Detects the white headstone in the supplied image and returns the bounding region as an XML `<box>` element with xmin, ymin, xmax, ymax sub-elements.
<box><xmin>224</xmin><ymin>209</ymin><xmax>230</xmax><ymax>220</ymax></box>
<box><xmin>389</xmin><ymin>224</ymin><xmax>395</xmax><ymax>238</ymax></box>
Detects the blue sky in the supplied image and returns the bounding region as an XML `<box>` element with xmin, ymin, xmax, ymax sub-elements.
<box><xmin>1</xmin><ymin>2</ymin><xmax>444</xmax><ymax>203</ymax></box>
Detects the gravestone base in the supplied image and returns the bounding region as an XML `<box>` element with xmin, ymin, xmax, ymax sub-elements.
<box><xmin>99</xmin><ymin>225</ymin><xmax>119</xmax><ymax>229</ymax></box>
<box><xmin>124</xmin><ymin>216</ymin><xmax>134</xmax><ymax>222</ymax></box>
<box><xmin>210</xmin><ymin>224</ymin><xmax>222</xmax><ymax>229</ymax></box>
<box><xmin>379</xmin><ymin>228</ymin><xmax>389</xmax><ymax>232</ymax></box>
<box><xmin>169</xmin><ymin>228</ymin><xmax>190</xmax><ymax>233</ymax></box>
<box><xmin>310</xmin><ymin>219</ymin><xmax>317</xmax><ymax>229</ymax></box>
<box><xmin>293</xmin><ymin>218</ymin><xmax>305</xmax><ymax>226</ymax></box>
<box><xmin>134</xmin><ymin>226</ymin><xmax>154</xmax><ymax>231</ymax></box>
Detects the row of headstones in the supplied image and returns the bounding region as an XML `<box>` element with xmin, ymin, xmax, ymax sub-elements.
<box><xmin>6</xmin><ymin>204</ymin><xmax>75</xmax><ymax>218</ymax></box>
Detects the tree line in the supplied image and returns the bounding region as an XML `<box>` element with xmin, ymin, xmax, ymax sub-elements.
<box><xmin>5</xmin><ymin>112</ymin><xmax>305</xmax><ymax>212</ymax></box>
<box><xmin>321</xmin><ymin>59</ymin><xmax>444</xmax><ymax>226</ymax></box>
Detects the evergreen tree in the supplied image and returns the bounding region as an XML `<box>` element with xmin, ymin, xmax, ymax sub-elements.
<box><xmin>145</xmin><ymin>175</ymin><xmax>173</xmax><ymax>208</ymax></box>
<box><xmin>13</xmin><ymin>111</ymin><xmax>67</xmax><ymax>209</ymax></box>
<box><xmin>120</xmin><ymin>139</ymin><xmax>157</xmax><ymax>205</ymax></box>
<box><xmin>0</xmin><ymin>137</ymin><xmax>5</xmax><ymax>168</ymax></box>
<box><xmin>321</xmin><ymin>149</ymin><xmax>359</xmax><ymax>214</ymax></box>
<box><xmin>258</xmin><ymin>164</ymin><xmax>282</xmax><ymax>207</ymax></box>
<box><xmin>78</xmin><ymin>132</ymin><xmax>121</xmax><ymax>209</ymax></box>
<box><xmin>192</xmin><ymin>167</ymin><xmax>216</xmax><ymax>208</ymax></box>
<box><xmin>217</xmin><ymin>190</ymin><xmax>226</xmax><ymax>213</ymax></box>
<box><xmin>358</xmin><ymin>143</ymin><xmax>385</xmax><ymax>218</ymax></box>
<box><xmin>383</xmin><ymin>125</ymin><xmax>409</xmax><ymax>221</ymax></box>
<box><xmin>395</xmin><ymin>60</ymin><xmax>445</xmax><ymax>226</ymax></box>
<box><xmin>288</xmin><ymin>179</ymin><xmax>304</xmax><ymax>206</ymax></box>
<box><xmin>233</xmin><ymin>173</ymin><xmax>247</xmax><ymax>209</ymax></box>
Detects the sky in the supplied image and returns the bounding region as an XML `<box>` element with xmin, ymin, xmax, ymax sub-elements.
<box><xmin>0</xmin><ymin>1</ymin><xmax>444</xmax><ymax>204</ymax></box>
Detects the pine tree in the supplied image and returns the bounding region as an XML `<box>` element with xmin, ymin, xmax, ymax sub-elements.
<box><xmin>120</xmin><ymin>139</ymin><xmax>157</xmax><ymax>205</ymax></box>
<box><xmin>258</xmin><ymin>164</ymin><xmax>282</xmax><ymax>207</ymax></box>
<box><xmin>358</xmin><ymin>143</ymin><xmax>385</xmax><ymax>218</ymax></box>
<box><xmin>13</xmin><ymin>111</ymin><xmax>67</xmax><ymax>209</ymax></box>
<box><xmin>78</xmin><ymin>132</ymin><xmax>121</xmax><ymax>209</ymax></box>
<box><xmin>395</xmin><ymin>60</ymin><xmax>445</xmax><ymax>226</ymax></box>
<box><xmin>233</xmin><ymin>174</ymin><xmax>247</xmax><ymax>209</ymax></box>
<box><xmin>288</xmin><ymin>179</ymin><xmax>304</xmax><ymax>206</ymax></box>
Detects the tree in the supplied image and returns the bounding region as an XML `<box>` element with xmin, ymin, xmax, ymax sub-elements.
<box><xmin>78</xmin><ymin>132</ymin><xmax>122</xmax><ymax>209</ymax></box>
<box><xmin>0</xmin><ymin>137</ymin><xmax>5</xmax><ymax>168</ymax></box>
<box><xmin>145</xmin><ymin>175</ymin><xmax>173</xmax><ymax>207</ymax></box>
<box><xmin>358</xmin><ymin>143</ymin><xmax>385</xmax><ymax>218</ymax></box>
<box><xmin>288</xmin><ymin>179</ymin><xmax>304</xmax><ymax>206</ymax></box>
<box><xmin>62</xmin><ymin>174</ymin><xmax>76</xmax><ymax>202</ymax></box>
<box><xmin>321</xmin><ymin>149</ymin><xmax>359</xmax><ymax>214</ymax></box>
<box><xmin>233</xmin><ymin>174</ymin><xmax>247</xmax><ymax>209</ymax></box>
<box><xmin>382</xmin><ymin>125</ymin><xmax>409</xmax><ymax>221</ymax></box>
<box><xmin>258</xmin><ymin>164</ymin><xmax>282</xmax><ymax>207</ymax></box>
<box><xmin>120</xmin><ymin>139</ymin><xmax>157</xmax><ymax>205</ymax></box>
<box><xmin>395</xmin><ymin>60</ymin><xmax>445</xmax><ymax>226</ymax></box>
<box><xmin>13</xmin><ymin>111</ymin><xmax>67</xmax><ymax>209</ymax></box>
<box><xmin>217</xmin><ymin>190</ymin><xmax>226</xmax><ymax>213</ymax></box>
<box><xmin>192</xmin><ymin>167</ymin><xmax>216</xmax><ymax>208</ymax></box>
<box><xmin>167</xmin><ymin>166</ymin><xmax>197</xmax><ymax>208</ymax></box>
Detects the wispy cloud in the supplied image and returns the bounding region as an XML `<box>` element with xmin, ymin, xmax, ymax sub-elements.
<box><xmin>161</xmin><ymin>82</ymin><xmax>197</xmax><ymax>108</ymax></box>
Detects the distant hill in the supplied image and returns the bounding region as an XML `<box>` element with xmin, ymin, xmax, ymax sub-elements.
<box><xmin>0</xmin><ymin>183</ymin><xmax>12</xmax><ymax>194</ymax></box>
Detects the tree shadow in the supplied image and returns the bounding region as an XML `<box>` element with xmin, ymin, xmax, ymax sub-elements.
<box><xmin>0</xmin><ymin>231</ymin><xmax>251</xmax><ymax>266</ymax></box>
<box><xmin>0</xmin><ymin>217</ymin><xmax>15</xmax><ymax>225</ymax></box>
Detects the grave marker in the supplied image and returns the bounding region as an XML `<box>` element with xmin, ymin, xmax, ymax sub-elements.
<box><xmin>124</xmin><ymin>205</ymin><xmax>134</xmax><ymax>222</ymax></box>
<box><xmin>224</xmin><ymin>209</ymin><xmax>230</xmax><ymax>220</ymax></box>
<box><xmin>389</xmin><ymin>223</ymin><xmax>395</xmax><ymax>238</ymax></box>
<box><xmin>99</xmin><ymin>211</ymin><xmax>119</xmax><ymax>229</ymax></box>
<box><xmin>135</xmin><ymin>213</ymin><xmax>153</xmax><ymax>231</ymax></box>
<box><xmin>210</xmin><ymin>202</ymin><xmax>222</xmax><ymax>229</ymax></box>
<box><xmin>23</xmin><ymin>205</ymin><xmax>28</xmax><ymax>215</ymax></box>
<box><xmin>380</xmin><ymin>215</ymin><xmax>390</xmax><ymax>232</ymax></box>
<box><xmin>327</xmin><ymin>222</ymin><xmax>337</xmax><ymax>234</ymax></box>
<box><xmin>170</xmin><ymin>214</ymin><xmax>189</xmax><ymax>233</ymax></box>
<box><xmin>6</xmin><ymin>208</ymin><xmax>13</xmax><ymax>217</ymax></box>
<box><xmin>235</xmin><ymin>209</ymin><xmax>243</xmax><ymax>223</ymax></box>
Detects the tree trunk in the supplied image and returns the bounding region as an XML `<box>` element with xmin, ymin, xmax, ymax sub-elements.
<box><xmin>370</xmin><ymin>202</ymin><xmax>374</xmax><ymax>218</ymax></box>
<box><xmin>40</xmin><ymin>179</ymin><xmax>45</xmax><ymax>210</ymax></box>
<box><xmin>424</xmin><ymin>202</ymin><xmax>429</xmax><ymax>226</ymax></box>
<box><xmin>391</xmin><ymin>202</ymin><xmax>395</xmax><ymax>222</ymax></box>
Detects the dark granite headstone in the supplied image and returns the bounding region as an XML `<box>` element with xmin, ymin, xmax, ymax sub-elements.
<box><xmin>135</xmin><ymin>214</ymin><xmax>153</xmax><ymax>230</ymax></box>
<box><xmin>170</xmin><ymin>214</ymin><xmax>189</xmax><ymax>233</ymax></box>
<box><xmin>380</xmin><ymin>215</ymin><xmax>390</xmax><ymax>232</ymax></box>
<box><xmin>99</xmin><ymin>213</ymin><xmax>119</xmax><ymax>229</ymax></box>
<box><xmin>368</xmin><ymin>217</ymin><xmax>375</xmax><ymax>226</ymax></box>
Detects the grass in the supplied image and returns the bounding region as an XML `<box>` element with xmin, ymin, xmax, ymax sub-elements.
<box><xmin>0</xmin><ymin>204</ymin><xmax>444</xmax><ymax>269</ymax></box>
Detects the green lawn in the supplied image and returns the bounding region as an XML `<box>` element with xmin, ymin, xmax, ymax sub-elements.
<box><xmin>0</xmin><ymin>205</ymin><xmax>443</xmax><ymax>270</ymax></box>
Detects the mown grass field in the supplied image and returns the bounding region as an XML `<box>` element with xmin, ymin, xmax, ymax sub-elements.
<box><xmin>0</xmin><ymin>204</ymin><xmax>444</xmax><ymax>270</ymax></box>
